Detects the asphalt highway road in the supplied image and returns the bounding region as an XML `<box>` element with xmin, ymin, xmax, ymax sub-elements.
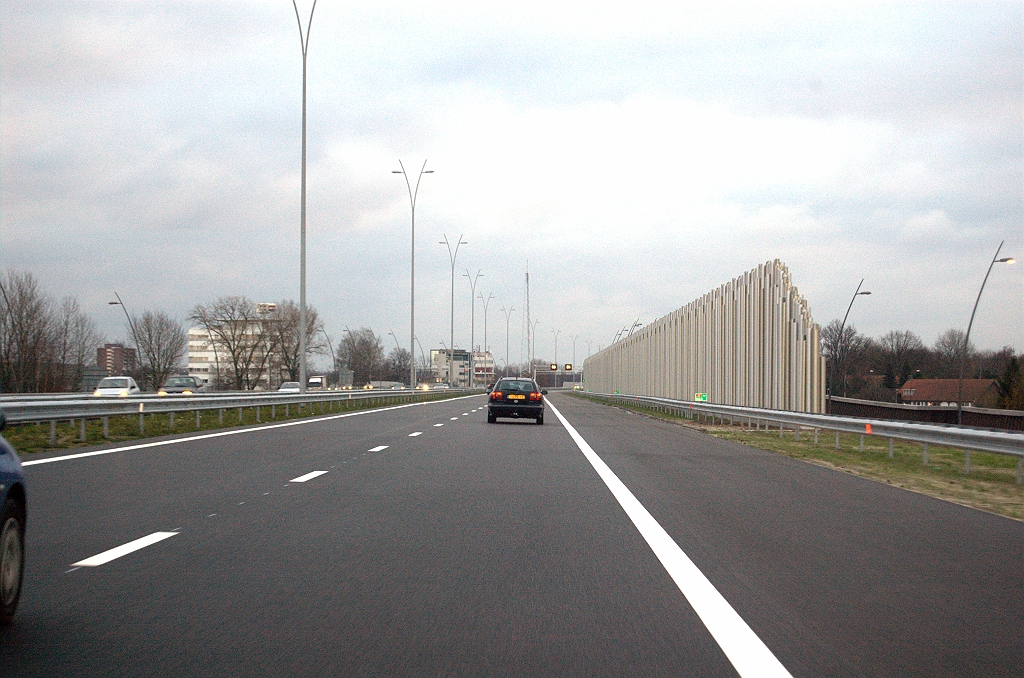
<box><xmin>1</xmin><ymin>392</ymin><xmax>1021</xmax><ymax>676</ymax></box>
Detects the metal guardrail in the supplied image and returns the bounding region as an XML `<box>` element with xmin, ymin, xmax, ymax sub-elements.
<box><xmin>580</xmin><ymin>392</ymin><xmax>1024</xmax><ymax>481</ymax></box>
<box><xmin>0</xmin><ymin>388</ymin><xmax>479</xmax><ymax>445</ymax></box>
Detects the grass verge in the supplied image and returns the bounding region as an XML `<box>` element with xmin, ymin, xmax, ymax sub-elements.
<box><xmin>5</xmin><ymin>392</ymin><xmax>467</xmax><ymax>455</ymax></box>
<box><xmin>570</xmin><ymin>393</ymin><xmax>1024</xmax><ymax>521</ymax></box>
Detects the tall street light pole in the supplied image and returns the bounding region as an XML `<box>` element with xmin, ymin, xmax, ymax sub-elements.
<box><xmin>463</xmin><ymin>269</ymin><xmax>484</xmax><ymax>386</ymax></box>
<box><xmin>393</xmin><ymin>160</ymin><xmax>433</xmax><ymax>389</ymax></box>
<box><xmin>569</xmin><ymin>334</ymin><xmax>578</xmax><ymax>378</ymax></box>
<box><xmin>440</xmin><ymin>234</ymin><xmax>468</xmax><ymax>387</ymax></box>
<box><xmin>834</xmin><ymin>279</ymin><xmax>871</xmax><ymax>398</ymax></box>
<box><xmin>319</xmin><ymin>327</ymin><xmax>335</xmax><ymax>386</ymax></box>
<box><xmin>957</xmin><ymin>241</ymin><xmax>1015</xmax><ymax>425</ymax></box>
<box><xmin>109</xmin><ymin>292</ymin><xmax>142</xmax><ymax>383</ymax></box>
<box><xmin>551</xmin><ymin>328</ymin><xmax>560</xmax><ymax>368</ymax></box>
<box><xmin>501</xmin><ymin>306</ymin><xmax>514</xmax><ymax>378</ymax></box>
<box><xmin>479</xmin><ymin>291</ymin><xmax>494</xmax><ymax>383</ymax></box>
<box><xmin>531</xmin><ymin>319</ymin><xmax>541</xmax><ymax>379</ymax></box>
<box><xmin>291</xmin><ymin>0</ymin><xmax>317</xmax><ymax>394</ymax></box>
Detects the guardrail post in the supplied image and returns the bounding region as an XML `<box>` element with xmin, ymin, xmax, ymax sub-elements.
<box><xmin>964</xmin><ymin>451</ymin><xmax>971</xmax><ymax>475</ymax></box>
<box><xmin>888</xmin><ymin>438</ymin><xmax>894</xmax><ymax>459</ymax></box>
<box><xmin>169</xmin><ymin>412</ymin><xmax>175</xmax><ymax>430</ymax></box>
<box><xmin>237</xmin><ymin>407</ymin><xmax>242</xmax><ymax>423</ymax></box>
<box><xmin>1017</xmin><ymin>459</ymin><xmax>1022</xmax><ymax>485</ymax></box>
<box><xmin>218</xmin><ymin>409</ymin><xmax>224</xmax><ymax>425</ymax></box>
<box><xmin>922</xmin><ymin>443</ymin><xmax>929</xmax><ymax>465</ymax></box>
<box><xmin>103</xmin><ymin>416</ymin><xmax>109</xmax><ymax>439</ymax></box>
<box><xmin>859</xmin><ymin>434</ymin><xmax>864</xmax><ymax>451</ymax></box>
<box><xmin>795</xmin><ymin>426</ymin><xmax>800</xmax><ymax>442</ymax></box>
<box><xmin>139</xmin><ymin>412</ymin><xmax>145</xmax><ymax>434</ymax></box>
<box><xmin>49</xmin><ymin>420</ymin><xmax>56</xmax><ymax>445</ymax></box>
<box><xmin>272</xmin><ymin>404</ymin><xmax>276</xmax><ymax>419</ymax></box>
<box><xmin>285</xmin><ymin>404</ymin><xmax>289</xmax><ymax>417</ymax></box>
<box><xmin>813</xmin><ymin>428</ymin><xmax>819</xmax><ymax>445</ymax></box>
<box><xmin>256</xmin><ymin>406</ymin><xmax>260</xmax><ymax>423</ymax></box>
<box><xmin>835</xmin><ymin>431</ymin><xmax>840</xmax><ymax>449</ymax></box>
<box><xmin>79</xmin><ymin>417</ymin><xmax>86</xmax><ymax>442</ymax></box>
<box><xmin>779</xmin><ymin>423</ymin><xmax>783</xmax><ymax>439</ymax></box>
<box><xmin>195</xmin><ymin>410</ymin><xmax>200</xmax><ymax>429</ymax></box>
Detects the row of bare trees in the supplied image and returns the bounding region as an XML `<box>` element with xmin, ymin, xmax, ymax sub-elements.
<box><xmin>0</xmin><ymin>270</ymin><xmax>103</xmax><ymax>393</ymax></box>
<box><xmin>821</xmin><ymin>320</ymin><xmax>1023</xmax><ymax>408</ymax></box>
<box><xmin>190</xmin><ymin>297</ymin><xmax>326</xmax><ymax>391</ymax></box>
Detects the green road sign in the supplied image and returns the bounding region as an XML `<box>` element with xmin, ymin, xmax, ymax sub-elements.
<box><xmin>694</xmin><ymin>392</ymin><xmax>708</xmax><ymax>402</ymax></box>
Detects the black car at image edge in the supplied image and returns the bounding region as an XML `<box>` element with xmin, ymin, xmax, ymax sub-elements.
<box><xmin>0</xmin><ymin>410</ymin><xmax>26</xmax><ymax>625</ymax></box>
<box><xmin>487</xmin><ymin>378</ymin><xmax>548</xmax><ymax>424</ymax></box>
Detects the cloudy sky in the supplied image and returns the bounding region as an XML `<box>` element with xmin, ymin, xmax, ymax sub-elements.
<box><xmin>2</xmin><ymin>1</ymin><xmax>1021</xmax><ymax>369</ymax></box>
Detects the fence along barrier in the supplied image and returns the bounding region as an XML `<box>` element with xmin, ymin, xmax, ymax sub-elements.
<box><xmin>0</xmin><ymin>388</ymin><xmax>476</xmax><ymax>441</ymax></box>
<box><xmin>583</xmin><ymin>260</ymin><xmax>825</xmax><ymax>413</ymax></box>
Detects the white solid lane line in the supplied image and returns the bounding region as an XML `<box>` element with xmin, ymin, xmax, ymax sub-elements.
<box><xmin>72</xmin><ymin>531</ymin><xmax>178</xmax><ymax>567</ymax></box>
<box><xmin>368</xmin><ymin>445</ymin><xmax>389</xmax><ymax>452</ymax></box>
<box><xmin>23</xmin><ymin>393</ymin><xmax>485</xmax><ymax>467</ymax></box>
<box><xmin>546</xmin><ymin>400</ymin><xmax>792</xmax><ymax>678</ymax></box>
<box><xmin>408</xmin><ymin>432</ymin><xmax>423</xmax><ymax>437</ymax></box>
<box><xmin>290</xmin><ymin>470</ymin><xmax>328</xmax><ymax>483</ymax></box>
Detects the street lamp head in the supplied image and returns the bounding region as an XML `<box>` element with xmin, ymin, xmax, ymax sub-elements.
<box><xmin>392</xmin><ymin>170</ymin><xmax>403</xmax><ymax>174</ymax></box>
<box><xmin>858</xmin><ymin>291</ymin><xmax>872</xmax><ymax>296</ymax></box>
<box><xmin>997</xmin><ymin>257</ymin><xmax>1015</xmax><ymax>264</ymax></box>
<box><xmin>108</xmin><ymin>301</ymin><xmax>120</xmax><ymax>305</ymax></box>
<box><xmin>424</xmin><ymin>170</ymin><xmax>434</xmax><ymax>174</ymax></box>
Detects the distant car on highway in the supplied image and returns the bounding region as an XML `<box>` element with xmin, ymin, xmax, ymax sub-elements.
<box><xmin>307</xmin><ymin>376</ymin><xmax>327</xmax><ymax>391</ymax></box>
<box><xmin>0</xmin><ymin>410</ymin><xmax>26</xmax><ymax>625</ymax></box>
<box><xmin>488</xmin><ymin>378</ymin><xmax>547</xmax><ymax>424</ymax></box>
<box><xmin>158</xmin><ymin>375</ymin><xmax>204</xmax><ymax>395</ymax></box>
<box><xmin>93</xmin><ymin>376</ymin><xmax>141</xmax><ymax>397</ymax></box>
<box><xmin>432</xmin><ymin>383</ymin><xmax>450</xmax><ymax>390</ymax></box>
<box><xmin>278</xmin><ymin>382</ymin><xmax>301</xmax><ymax>393</ymax></box>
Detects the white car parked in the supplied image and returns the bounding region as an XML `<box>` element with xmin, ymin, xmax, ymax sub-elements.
<box><xmin>278</xmin><ymin>382</ymin><xmax>301</xmax><ymax>393</ymax></box>
<box><xmin>93</xmin><ymin>376</ymin><xmax>141</xmax><ymax>397</ymax></box>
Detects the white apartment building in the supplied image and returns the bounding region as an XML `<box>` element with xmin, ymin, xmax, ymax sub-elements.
<box><xmin>472</xmin><ymin>350</ymin><xmax>494</xmax><ymax>385</ymax></box>
<box><xmin>187</xmin><ymin>324</ymin><xmax>283</xmax><ymax>390</ymax></box>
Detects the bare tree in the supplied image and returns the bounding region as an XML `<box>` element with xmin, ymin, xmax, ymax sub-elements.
<box><xmin>821</xmin><ymin>319</ymin><xmax>868</xmax><ymax>396</ymax></box>
<box><xmin>0</xmin><ymin>270</ymin><xmax>101</xmax><ymax>393</ymax></box>
<box><xmin>933</xmin><ymin>328</ymin><xmax>974</xmax><ymax>378</ymax></box>
<box><xmin>384</xmin><ymin>347</ymin><xmax>412</xmax><ymax>384</ymax></box>
<box><xmin>132</xmin><ymin>311</ymin><xmax>187</xmax><ymax>390</ymax></box>
<box><xmin>337</xmin><ymin>328</ymin><xmax>384</xmax><ymax>387</ymax></box>
<box><xmin>875</xmin><ymin>330</ymin><xmax>926</xmax><ymax>391</ymax></box>
<box><xmin>268</xmin><ymin>300</ymin><xmax>325</xmax><ymax>384</ymax></box>
<box><xmin>191</xmin><ymin>297</ymin><xmax>277</xmax><ymax>390</ymax></box>
<box><xmin>51</xmin><ymin>297</ymin><xmax>103</xmax><ymax>391</ymax></box>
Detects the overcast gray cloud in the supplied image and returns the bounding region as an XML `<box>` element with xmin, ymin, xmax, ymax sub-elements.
<box><xmin>2</xmin><ymin>1</ymin><xmax>1021</xmax><ymax>368</ymax></box>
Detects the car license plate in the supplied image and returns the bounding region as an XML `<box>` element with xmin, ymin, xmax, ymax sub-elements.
<box><xmin>508</xmin><ymin>394</ymin><xmax>525</xmax><ymax>400</ymax></box>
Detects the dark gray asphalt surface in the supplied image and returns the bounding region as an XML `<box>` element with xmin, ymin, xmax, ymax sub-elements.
<box><xmin>1</xmin><ymin>392</ymin><xmax>1021</xmax><ymax>676</ymax></box>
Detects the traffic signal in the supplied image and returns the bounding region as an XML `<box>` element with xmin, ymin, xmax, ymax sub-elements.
<box><xmin>564</xmin><ymin>364</ymin><xmax>572</xmax><ymax>371</ymax></box>
<box><xmin>550</xmin><ymin>363</ymin><xmax>558</xmax><ymax>371</ymax></box>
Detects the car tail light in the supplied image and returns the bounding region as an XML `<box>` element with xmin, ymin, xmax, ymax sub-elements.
<box><xmin>529</xmin><ymin>392</ymin><xmax>543</xmax><ymax>401</ymax></box>
<box><xmin>490</xmin><ymin>391</ymin><xmax>502</xmax><ymax>400</ymax></box>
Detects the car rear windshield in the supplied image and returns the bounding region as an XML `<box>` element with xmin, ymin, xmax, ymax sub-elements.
<box><xmin>98</xmin><ymin>378</ymin><xmax>128</xmax><ymax>388</ymax></box>
<box><xmin>166</xmin><ymin>378</ymin><xmax>193</xmax><ymax>386</ymax></box>
<box><xmin>498</xmin><ymin>380</ymin><xmax>535</xmax><ymax>392</ymax></box>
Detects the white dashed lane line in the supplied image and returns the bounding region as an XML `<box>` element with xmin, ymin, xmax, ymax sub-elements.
<box><xmin>408</xmin><ymin>432</ymin><xmax>423</xmax><ymax>437</ymax></box>
<box><xmin>450</xmin><ymin>417</ymin><xmax>458</xmax><ymax>421</ymax></box>
<box><xmin>71</xmin><ymin>531</ymin><xmax>179</xmax><ymax>568</ymax></box>
<box><xmin>290</xmin><ymin>470</ymin><xmax>328</xmax><ymax>483</ymax></box>
<box><xmin>434</xmin><ymin>423</ymin><xmax>444</xmax><ymax>427</ymax></box>
<box><xmin>368</xmin><ymin>445</ymin><xmax>389</xmax><ymax>452</ymax></box>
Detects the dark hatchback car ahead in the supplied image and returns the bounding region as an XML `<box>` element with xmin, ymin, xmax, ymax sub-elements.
<box><xmin>487</xmin><ymin>378</ymin><xmax>548</xmax><ymax>424</ymax></box>
<box><xmin>0</xmin><ymin>411</ymin><xmax>26</xmax><ymax>625</ymax></box>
